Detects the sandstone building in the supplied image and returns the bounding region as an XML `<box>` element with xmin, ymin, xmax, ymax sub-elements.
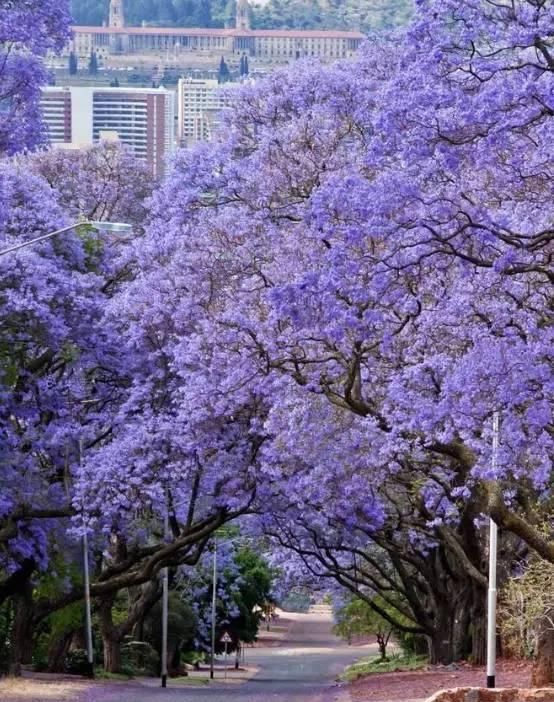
<box><xmin>69</xmin><ymin>0</ymin><xmax>365</xmax><ymax>63</ymax></box>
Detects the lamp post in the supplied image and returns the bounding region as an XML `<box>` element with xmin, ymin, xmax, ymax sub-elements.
<box><xmin>0</xmin><ymin>220</ymin><xmax>132</xmax><ymax>257</ymax></box>
<box><xmin>486</xmin><ymin>411</ymin><xmax>500</xmax><ymax>689</ymax></box>
<box><xmin>210</xmin><ymin>540</ymin><xmax>217</xmax><ymax>680</ymax></box>
<box><xmin>79</xmin><ymin>439</ymin><xmax>95</xmax><ymax>679</ymax></box>
<box><xmin>161</xmin><ymin>495</ymin><xmax>169</xmax><ymax>688</ymax></box>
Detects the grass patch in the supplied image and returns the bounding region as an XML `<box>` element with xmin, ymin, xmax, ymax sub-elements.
<box><xmin>93</xmin><ymin>669</ymin><xmax>134</xmax><ymax>680</ymax></box>
<box><xmin>168</xmin><ymin>676</ymin><xmax>210</xmax><ymax>685</ymax></box>
<box><xmin>340</xmin><ymin>653</ymin><xmax>428</xmax><ymax>682</ymax></box>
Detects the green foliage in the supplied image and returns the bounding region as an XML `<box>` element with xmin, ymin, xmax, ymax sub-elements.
<box><xmin>340</xmin><ymin>652</ymin><xmax>428</xmax><ymax>681</ymax></box>
<box><xmin>68</xmin><ymin>51</ymin><xmax>78</xmax><ymax>75</ymax></box>
<box><xmin>218</xmin><ymin>56</ymin><xmax>231</xmax><ymax>84</ymax></box>
<box><xmin>32</xmin><ymin>601</ymin><xmax>84</xmax><ymax>672</ymax></box>
<box><xmin>334</xmin><ymin>597</ymin><xmax>386</xmax><ymax>641</ymax></box>
<box><xmin>34</xmin><ymin>556</ymin><xmax>82</xmax><ymax>602</ymax></box>
<box><xmin>70</xmin><ymin>0</ymin><xmax>412</xmax><ymax>31</ymax></box>
<box><xmin>88</xmin><ymin>51</ymin><xmax>99</xmax><ymax>74</ymax></box>
<box><xmin>499</xmin><ymin>558</ymin><xmax>554</xmax><ymax>660</ymax></box>
<box><xmin>121</xmin><ymin>640</ymin><xmax>159</xmax><ymax>676</ymax></box>
<box><xmin>71</xmin><ymin>0</ymin><xmax>230</xmax><ymax>27</ymax></box>
<box><xmin>334</xmin><ymin>595</ymin><xmax>426</xmax><ymax>660</ymax></box>
<box><xmin>143</xmin><ymin>593</ymin><xmax>197</xmax><ymax>656</ymax></box>
<box><xmin>229</xmin><ymin>546</ymin><xmax>274</xmax><ymax>646</ymax></box>
<box><xmin>93</xmin><ymin>668</ymin><xmax>133</xmax><ymax>679</ymax></box>
<box><xmin>252</xmin><ymin>0</ymin><xmax>413</xmax><ymax>32</ymax></box>
<box><xmin>0</xmin><ymin>600</ymin><xmax>13</xmax><ymax>675</ymax></box>
<box><xmin>64</xmin><ymin>648</ymin><xmax>90</xmax><ymax>675</ymax></box>
<box><xmin>49</xmin><ymin>603</ymin><xmax>84</xmax><ymax>639</ymax></box>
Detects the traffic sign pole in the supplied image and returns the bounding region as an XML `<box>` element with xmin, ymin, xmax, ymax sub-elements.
<box><xmin>220</xmin><ymin>631</ymin><xmax>232</xmax><ymax>680</ymax></box>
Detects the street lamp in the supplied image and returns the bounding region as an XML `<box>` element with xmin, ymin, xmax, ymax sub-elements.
<box><xmin>161</xmin><ymin>495</ymin><xmax>169</xmax><ymax>688</ymax></box>
<box><xmin>79</xmin><ymin>439</ymin><xmax>95</xmax><ymax>679</ymax></box>
<box><xmin>0</xmin><ymin>220</ymin><xmax>133</xmax><ymax>257</ymax></box>
<box><xmin>210</xmin><ymin>539</ymin><xmax>217</xmax><ymax>680</ymax></box>
<box><xmin>486</xmin><ymin>411</ymin><xmax>500</xmax><ymax>689</ymax></box>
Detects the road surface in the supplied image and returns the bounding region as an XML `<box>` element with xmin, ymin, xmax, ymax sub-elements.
<box><xmin>83</xmin><ymin>610</ymin><xmax>370</xmax><ymax>702</ymax></box>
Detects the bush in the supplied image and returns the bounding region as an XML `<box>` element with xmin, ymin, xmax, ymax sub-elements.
<box><xmin>0</xmin><ymin>602</ymin><xmax>12</xmax><ymax>675</ymax></box>
<box><xmin>121</xmin><ymin>640</ymin><xmax>159</xmax><ymax>676</ymax></box>
<box><xmin>395</xmin><ymin>630</ymin><xmax>428</xmax><ymax>657</ymax></box>
<box><xmin>64</xmin><ymin>649</ymin><xmax>90</xmax><ymax>675</ymax></box>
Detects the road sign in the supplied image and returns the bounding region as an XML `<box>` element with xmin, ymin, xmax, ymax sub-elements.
<box><xmin>221</xmin><ymin>631</ymin><xmax>232</xmax><ymax>643</ymax></box>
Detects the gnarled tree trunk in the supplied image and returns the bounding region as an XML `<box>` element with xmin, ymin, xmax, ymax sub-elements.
<box><xmin>531</xmin><ymin>613</ymin><xmax>554</xmax><ymax>686</ymax></box>
<box><xmin>9</xmin><ymin>579</ymin><xmax>34</xmax><ymax>675</ymax></box>
<box><xmin>47</xmin><ymin>630</ymin><xmax>74</xmax><ymax>672</ymax></box>
<box><xmin>98</xmin><ymin>594</ymin><xmax>123</xmax><ymax>673</ymax></box>
<box><xmin>103</xmin><ymin>635</ymin><xmax>122</xmax><ymax>674</ymax></box>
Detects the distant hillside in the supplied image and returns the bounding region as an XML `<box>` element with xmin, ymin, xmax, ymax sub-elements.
<box><xmin>71</xmin><ymin>0</ymin><xmax>412</xmax><ymax>32</ymax></box>
<box><xmin>252</xmin><ymin>0</ymin><xmax>412</xmax><ymax>32</ymax></box>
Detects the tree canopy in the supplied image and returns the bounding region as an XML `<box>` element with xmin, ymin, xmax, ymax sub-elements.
<box><xmin>70</xmin><ymin>0</ymin><xmax>412</xmax><ymax>31</ymax></box>
<box><xmin>1</xmin><ymin>0</ymin><xmax>553</xmax><ymax>683</ymax></box>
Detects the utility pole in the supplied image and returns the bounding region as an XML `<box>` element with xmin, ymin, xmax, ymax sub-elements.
<box><xmin>210</xmin><ymin>540</ymin><xmax>217</xmax><ymax>680</ymax></box>
<box><xmin>80</xmin><ymin>439</ymin><xmax>94</xmax><ymax>678</ymax></box>
<box><xmin>161</xmin><ymin>492</ymin><xmax>169</xmax><ymax>687</ymax></box>
<box><xmin>486</xmin><ymin>411</ymin><xmax>500</xmax><ymax>689</ymax></box>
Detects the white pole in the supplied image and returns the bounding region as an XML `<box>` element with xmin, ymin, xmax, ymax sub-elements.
<box><xmin>210</xmin><ymin>541</ymin><xmax>217</xmax><ymax>680</ymax></box>
<box><xmin>486</xmin><ymin>411</ymin><xmax>500</xmax><ymax>689</ymax></box>
<box><xmin>161</xmin><ymin>493</ymin><xmax>169</xmax><ymax>687</ymax></box>
<box><xmin>0</xmin><ymin>224</ymin><xmax>81</xmax><ymax>257</ymax></box>
<box><xmin>80</xmin><ymin>439</ymin><xmax>94</xmax><ymax>678</ymax></box>
<box><xmin>224</xmin><ymin>640</ymin><xmax>228</xmax><ymax>680</ymax></box>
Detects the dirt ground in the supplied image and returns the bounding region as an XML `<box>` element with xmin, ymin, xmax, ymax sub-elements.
<box><xmin>0</xmin><ymin>674</ymin><xmax>91</xmax><ymax>702</ymax></box>
<box><xmin>348</xmin><ymin>660</ymin><xmax>534</xmax><ymax>701</ymax></box>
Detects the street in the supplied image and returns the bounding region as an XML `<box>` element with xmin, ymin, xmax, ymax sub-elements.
<box><xmin>81</xmin><ymin>610</ymin><xmax>370</xmax><ymax>702</ymax></box>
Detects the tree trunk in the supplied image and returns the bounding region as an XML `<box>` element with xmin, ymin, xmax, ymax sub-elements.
<box><xmin>531</xmin><ymin>614</ymin><xmax>554</xmax><ymax>686</ymax></box>
<box><xmin>47</xmin><ymin>630</ymin><xmax>74</xmax><ymax>672</ymax></box>
<box><xmin>98</xmin><ymin>594</ymin><xmax>123</xmax><ymax>673</ymax></box>
<box><xmin>469</xmin><ymin>603</ymin><xmax>486</xmax><ymax>665</ymax></box>
<box><xmin>103</xmin><ymin>635</ymin><xmax>122</xmax><ymax>674</ymax></box>
<box><xmin>9</xmin><ymin>580</ymin><xmax>34</xmax><ymax>674</ymax></box>
<box><xmin>427</xmin><ymin>615</ymin><xmax>454</xmax><ymax>664</ymax></box>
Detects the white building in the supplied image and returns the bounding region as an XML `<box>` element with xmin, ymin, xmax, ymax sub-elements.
<box><xmin>67</xmin><ymin>0</ymin><xmax>364</xmax><ymax>63</ymax></box>
<box><xmin>40</xmin><ymin>86</ymin><xmax>175</xmax><ymax>177</ymax></box>
<box><xmin>177</xmin><ymin>78</ymin><xmax>235</xmax><ymax>145</ymax></box>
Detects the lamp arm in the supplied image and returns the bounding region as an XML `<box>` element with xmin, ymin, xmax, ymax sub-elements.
<box><xmin>0</xmin><ymin>223</ymin><xmax>85</xmax><ymax>258</ymax></box>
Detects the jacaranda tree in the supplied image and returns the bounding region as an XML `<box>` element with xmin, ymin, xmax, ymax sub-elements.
<box><xmin>136</xmin><ymin>0</ymin><xmax>552</xmax><ymax>672</ymax></box>
<box><xmin>0</xmin><ymin>0</ymin><xmax>70</xmax><ymax>154</ymax></box>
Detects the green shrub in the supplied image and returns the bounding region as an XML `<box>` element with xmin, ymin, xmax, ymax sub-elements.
<box><xmin>121</xmin><ymin>640</ymin><xmax>159</xmax><ymax>676</ymax></box>
<box><xmin>64</xmin><ymin>649</ymin><xmax>90</xmax><ymax>675</ymax></box>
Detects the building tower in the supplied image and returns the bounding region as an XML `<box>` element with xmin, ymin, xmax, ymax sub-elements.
<box><xmin>236</xmin><ymin>0</ymin><xmax>250</xmax><ymax>31</ymax></box>
<box><xmin>109</xmin><ymin>0</ymin><xmax>125</xmax><ymax>28</ymax></box>
<box><xmin>108</xmin><ymin>0</ymin><xmax>128</xmax><ymax>53</ymax></box>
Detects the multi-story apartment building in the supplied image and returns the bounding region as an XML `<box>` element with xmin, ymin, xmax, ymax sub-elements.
<box><xmin>40</xmin><ymin>86</ymin><xmax>175</xmax><ymax>177</ymax></box>
<box><xmin>177</xmin><ymin>78</ymin><xmax>236</xmax><ymax>145</ymax></box>
<box><xmin>68</xmin><ymin>0</ymin><xmax>364</xmax><ymax>63</ymax></box>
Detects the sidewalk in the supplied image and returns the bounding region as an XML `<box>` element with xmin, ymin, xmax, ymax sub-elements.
<box><xmin>181</xmin><ymin>662</ymin><xmax>260</xmax><ymax>685</ymax></box>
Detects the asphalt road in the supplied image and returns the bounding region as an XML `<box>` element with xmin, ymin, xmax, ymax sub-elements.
<box><xmin>83</xmin><ymin>611</ymin><xmax>370</xmax><ymax>702</ymax></box>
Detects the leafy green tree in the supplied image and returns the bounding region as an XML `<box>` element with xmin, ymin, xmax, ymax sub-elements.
<box><xmin>68</xmin><ymin>51</ymin><xmax>78</xmax><ymax>75</ymax></box>
<box><xmin>217</xmin><ymin>55</ymin><xmax>231</xmax><ymax>84</ymax></box>
<box><xmin>143</xmin><ymin>593</ymin><xmax>196</xmax><ymax>673</ymax></box>
<box><xmin>194</xmin><ymin>0</ymin><xmax>213</xmax><ymax>27</ymax></box>
<box><xmin>334</xmin><ymin>597</ymin><xmax>396</xmax><ymax>660</ymax></box>
<box><xmin>88</xmin><ymin>51</ymin><xmax>99</xmax><ymax>74</ymax></box>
